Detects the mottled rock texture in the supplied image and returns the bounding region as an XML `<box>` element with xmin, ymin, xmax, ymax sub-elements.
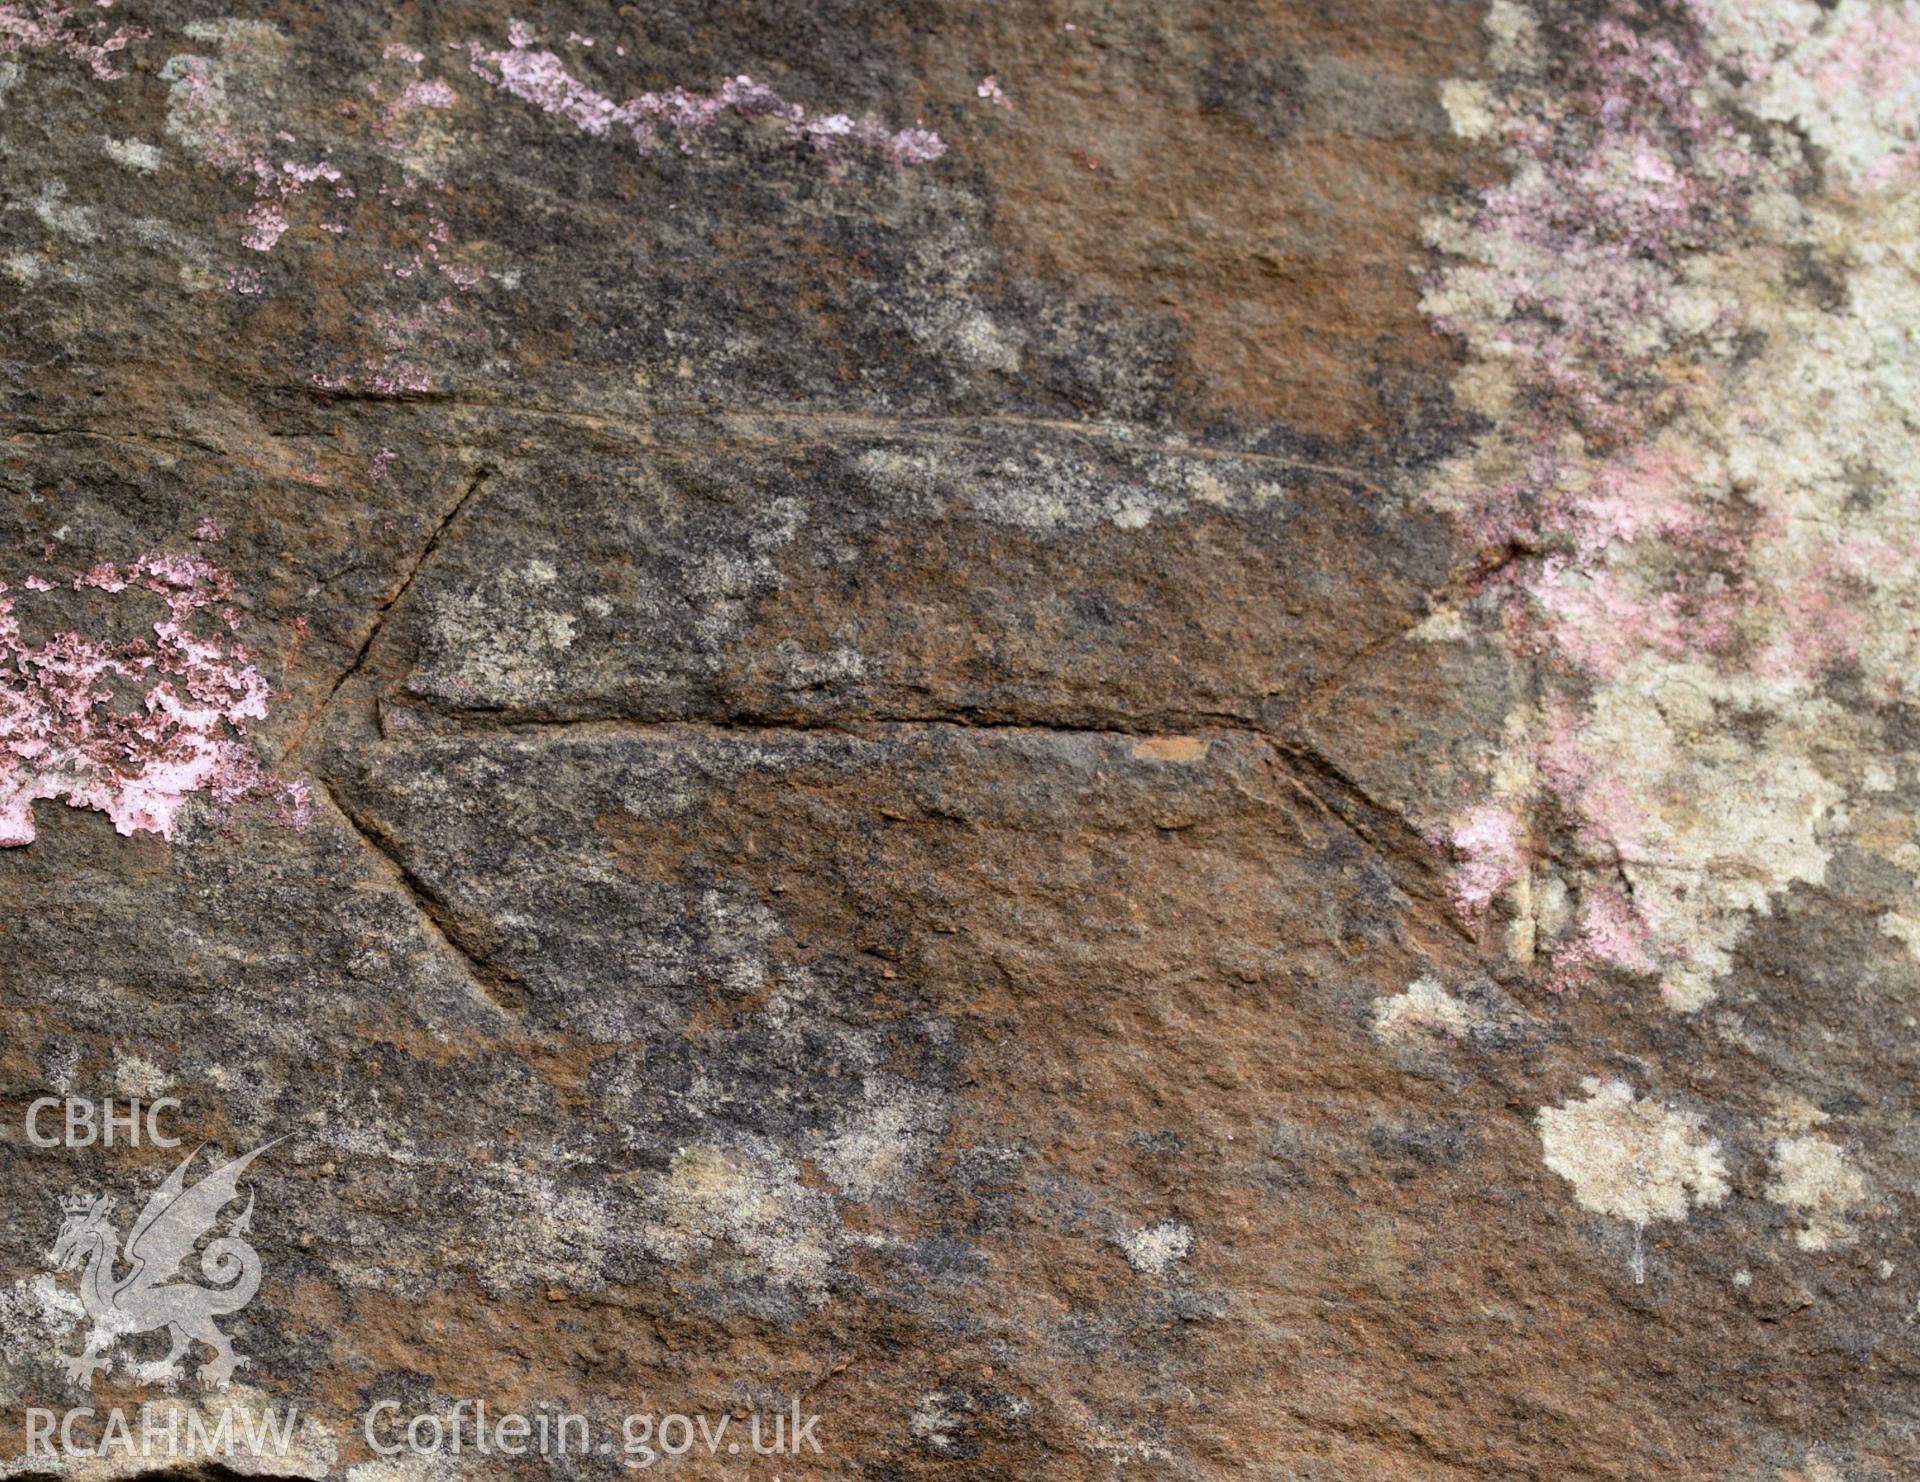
<box><xmin>0</xmin><ymin>0</ymin><xmax>1916</xmax><ymax>1478</ymax></box>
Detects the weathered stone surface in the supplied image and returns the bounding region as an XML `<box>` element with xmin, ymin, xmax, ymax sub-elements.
<box><xmin>1</xmin><ymin>1</ymin><xmax>1917</xmax><ymax>1479</ymax></box>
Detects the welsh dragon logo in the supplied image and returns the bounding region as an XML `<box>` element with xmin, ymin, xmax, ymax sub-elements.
<box><xmin>48</xmin><ymin>1139</ymin><xmax>282</xmax><ymax>1388</ymax></box>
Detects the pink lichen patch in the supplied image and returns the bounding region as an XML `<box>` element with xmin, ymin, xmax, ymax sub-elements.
<box><xmin>1812</xmin><ymin>4</ymin><xmax>1920</xmax><ymax>102</ymax></box>
<box><xmin>1519</xmin><ymin>560</ymin><xmax>1741</xmax><ymax>681</ymax></box>
<box><xmin>277</xmin><ymin>775</ymin><xmax>313</xmax><ymax>831</ymax></box>
<box><xmin>882</xmin><ymin>127</ymin><xmax>946</xmax><ymax>167</ymax></box>
<box><xmin>311</xmin><ymin>356</ymin><xmax>435</xmax><ymax>397</ymax></box>
<box><xmin>374</xmin><ymin>72</ymin><xmax>460</xmax><ymax>145</ymax></box>
<box><xmin>1547</xmin><ymin>886</ymin><xmax>1658</xmax><ymax>991</ymax></box>
<box><xmin>394</xmin><ymin>78</ymin><xmax>457</xmax><ymax>113</ymax></box>
<box><xmin>1566</xmin><ymin>446</ymin><xmax>1710</xmax><ymax>558</ymax></box>
<box><xmin>465</xmin><ymin>20</ymin><xmax>945</xmax><ymax>170</ymax></box>
<box><xmin>1426</xmin><ymin>3</ymin><xmax>1760</xmax><ymax>447</ymax></box>
<box><xmin>279</xmin><ymin>159</ymin><xmax>343</xmax><ymax>188</ymax></box>
<box><xmin>242</xmin><ymin>200</ymin><xmax>289</xmax><ymax>251</ymax></box>
<box><xmin>1578</xmin><ymin>887</ymin><xmax>1656</xmax><ymax>973</ymax></box>
<box><xmin>236</xmin><ymin>154</ymin><xmax>347</xmax><ymax>253</ymax></box>
<box><xmin>1449</xmin><ymin>803</ymin><xmax>1527</xmax><ymax>918</ymax></box>
<box><xmin>977</xmin><ymin>75</ymin><xmax>1013</xmax><ymax>111</ymax></box>
<box><xmin>1518</xmin><ymin>562</ymin><xmax>1647</xmax><ymax>679</ymax></box>
<box><xmin>1754</xmin><ymin>558</ymin><xmax>1875</xmax><ymax>683</ymax></box>
<box><xmin>365</xmin><ymin>361</ymin><xmax>433</xmax><ymax>395</ymax></box>
<box><xmin>368</xmin><ymin>446</ymin><xmax>396</xmax><ymax>481</ymax></box>
<box><xmin>163</xmin><ymin>48</ymin><xmax>347</xmax><ymax>256</ymax></box>
<box><xmin>0</xmin><ymin>0</ymin><xmax>144</xmax><ymax>79</ymax></box>
<box><xmin>1771</xmin><ymin>0</ymin><xmax>1920</xmax><ymax>190</ymax></box>
<box><xmin>74</xmin><ymin>561</ymin><xmax>124</xmax><ymax>593</ymax></box>
<box><xmin>0</xmin><ymin>551</ymin><xmax>304</xmax><ymax>846</ymax></box>
<box><xmin>192</xmin><ymin>517</ymin><xmax>225</xmax><ymax>543</ymax></box>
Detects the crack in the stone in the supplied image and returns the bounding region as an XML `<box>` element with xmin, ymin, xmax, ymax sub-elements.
<box><xmin>278</xmin><ymin>465</ymin><xmax>493</xmax><ymax>764</ymax></box>
<box><xmin>316</xmin><ymin>775</ymin><xmax>524</xmax><ymax>1019</ymax></box>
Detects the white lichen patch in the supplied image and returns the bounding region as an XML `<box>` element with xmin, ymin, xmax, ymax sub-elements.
<box><xmin>639</xmin><ymin>1141</ymin><xmax>839</xmax><ymax>1298</ymax></box>
<box><xmin>1483</xmin><ymin>0</ymin><xmax>1542</xmax><ymax>71</ymax></box>
<box><xmin>1371</xmin><ymin>975</ymin><xmax>1477</xmax><ymax>1044</ymax></box>
<box><xmin>102</xmin><ymin>136</ymin><xmax>164</xmax><ymax>174</ymax></box>
<box><xmin>808</xmin><ymin>1078</ymin><xmax>946</xmax><ymax>1206</ymax></box>
<box><xmin>417</xmin><ymin>590</ymin><xmax>583</xmax><ymax>705</ymax></box>
<box><xmin>159</xmin><ymin>24</ymin><xmax>290</xmax><ymax>173</ymax></box>
<box><xmin>773</xmin><ymin>637</ymin><xmax>868</xmax><ymax>689</ymax></box>
<box><xmin>1706</xmin><ymin>0</ymin><xmax>1920</xmax><ymax>193</ymax></box>
<box><xmin>1438</xmin><ymin>79</ymin><xmax>1495</xmax><ymax>140</ymax></box>
<box><xmin>1764</xmin><ymin>1135</ymin><xmax>1869</xmax><ymax>1251</ymax></box>
<box><xmin>854</xmin><ymin>444</ymin><xmax>1288</xmax><ymax>534</ymax></box>
<box><xmin>1119</xmin><ymin>1220</ymin><xmax>1193</xmax><ymax>1277</ymax></box>
<box><xmin>159</xmin><ymin>55</ymin><xmax>235</xmax><ymax>165</ymax></box>
<box><xmin>28</xmin><ymin>179</ymin><xmax>100</xmax><ymax>241</ymax></box>
<box><xmin>1409</xmin><ymin>605</ymin><xmax>1467</xmax><ymax>642</ymax></box>
<box><xmin>903</xmin><ymin>298</ymin><xmax>1024</xmax><ymax>374</ymax></box>
<box><xmin>1879</xmin><ymin>911</ymin><xmax>1920</xmax><ymax>960</ymax></box>
<box><xmin>1762</xmin><ymin>1090</ymin><xmax>1830</xmax><ymax>1135</ymax></box>
<box><xmin>180</xmin><ymin>18</ymin><xmax>291</xmax><ymax>46</ymax></box>
<box><xmin>409</xmin><ymin>496</ymin><xmax>801</xmax><ymax>710</ymax></box>
<box><xmin>1575</xmin><ymin>663</ymin><xmax>1845</xmax><ymax>1012</ymax></box>
<box><xmin>908</xmin><ymin>1391</ymin><xmax>964</xmax><ymax>1453</ymax></box>
<box><xmin>111</xmin><ymin>1051</ymin><xmax>169</xmax><ymax>1098</ymax></box>
<box><xmin>1537</xmin><ymin>1080</ymin><xmax>1729</xmax><ymax>1232</ymax></box>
